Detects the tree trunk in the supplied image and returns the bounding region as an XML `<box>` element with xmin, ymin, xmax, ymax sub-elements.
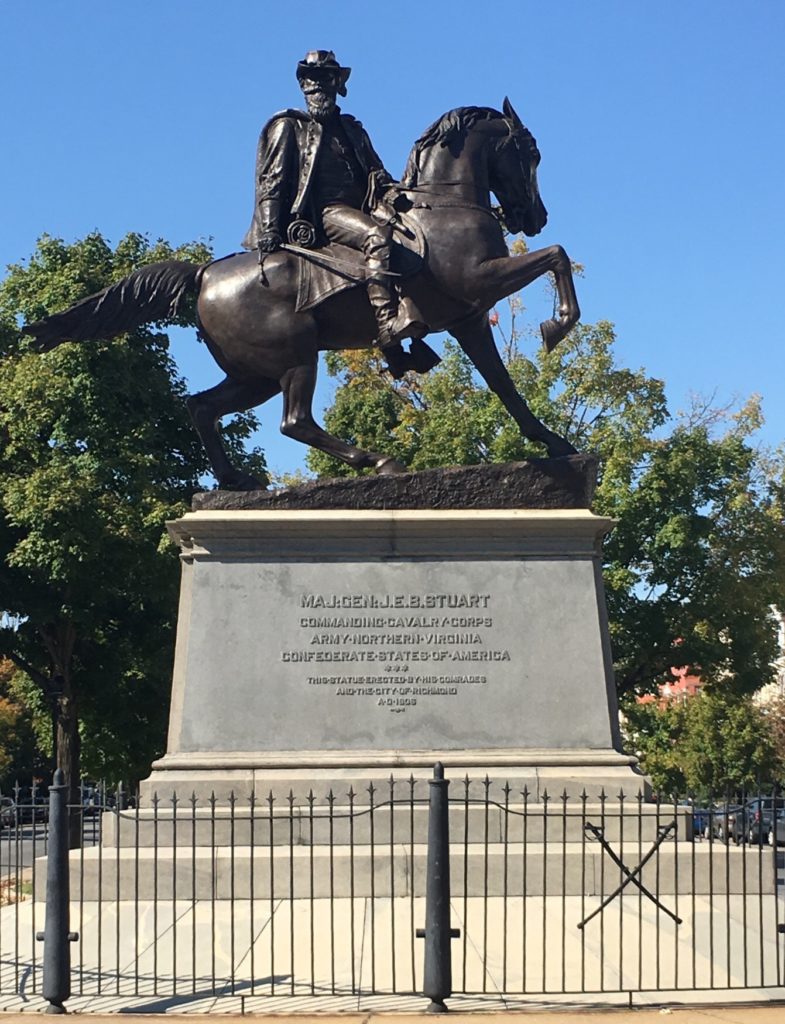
<box><xmin>55</xmin><ymin>686</ymin><xmax>82</xmax><ymax>850</ymax></box>
<box><xmin>10</xmin><ymin>629</ymin><xmax>83</xmax><ymax>848</ymax></box>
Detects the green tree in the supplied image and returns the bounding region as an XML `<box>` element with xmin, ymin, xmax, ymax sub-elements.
<box><xmin>620</xmin><ymin>697</ymin><xmax>687</xmax><ymax>796</ymax></box>
<box><xmin>0</xmin><ymin>232</ymin><xmax>267</xmax><ymax>810</ymax></box>
<box><xmin>0</xmin><ymin>657</ymin><xmax>42</xmax><ymax>789</ymax></box>
<box><xmin>309</xmin><ymin>311</ymin><xmax>785</xmax><ymax>705</ymax></box>
<box><xmin>761</xmin><ymin>691</ymin><xmax>785</xmax><ymax>785</ymax></box>
<box><xmin>623</xmin><ymin>690</ymin><xmax>777</xmax><ymax>796</ymax></box>
<box><xmin>606</xmin><ymin>403</ymin><xmax>785</xmax><ymax>698</ymax></box>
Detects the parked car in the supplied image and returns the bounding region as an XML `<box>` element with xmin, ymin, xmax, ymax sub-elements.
<box><xmin>679</xmin><ymin>801</ymin><xmax>712</xmax><ymax>838</ymax></box>
<box><xmin>768</xmin><ymin>809</ymin><xmax>785</xmax><ymax>847</ymax></box>
<box><xmin>13</xmin><ymin>797</ymin><xmax>50</xmax><ymax>826</ymax></box>
<box><xmin>0</xmin><ymin>796</ymin><xmax>16</xmax><ymax>829</ymax></box>
<box><xmin>731</xmin><ymin>798</ymin><xmax>785</xmax><ymax>845</ymax></box>
<box><xmin>81</xmin><ymin>785</ymin><xmax>102</xmax><ymax>816</ymax></box>
<box><xmin>0</xmin><ymin>796</ymin><xmax>49</xmax><ymax>828</ymax></box>
<box><xmin>702</xmin><ymin>803</ymin><xmax>741</xmax><ymax>842</ymax></box>
<box><xmin>691</xmin><ymin>806</ymin><xmax>712</xmax><ymax>837</ymax></box>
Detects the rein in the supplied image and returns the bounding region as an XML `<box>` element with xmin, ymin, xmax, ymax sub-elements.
<box><xmin>395</xmin><ymin>183</ymin><xmax>502</xmax><ymax>221</ymax></box>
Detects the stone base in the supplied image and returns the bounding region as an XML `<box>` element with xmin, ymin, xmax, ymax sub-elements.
<box><xmin>142</xmin><ymin>747</ymin><xmax>647</xmax><ymax>804</ymax></box>
<box><xmin>105</xmin><ymin>797</ymin><xmax>686</xmax><ymax>850</ymax></box>
<box><xmin>153</xmin><ymin>504</ymin><xmax>631</xmax><ymax>800</ymax></box>
<box><xmin>144</xmin><ymin>463</ymin><xmax>645</xmax><ymax>815</ymax></box>
<box><xmin>50</xmin><ymin>839</ymin><xmax>773</xmax><ymax>902</ymax></box>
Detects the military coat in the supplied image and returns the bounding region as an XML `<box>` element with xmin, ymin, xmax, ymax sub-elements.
<box><xmin>241</xmin><ymin>108</ymin><xmax>390</xmax><ymax>250</ymax></box>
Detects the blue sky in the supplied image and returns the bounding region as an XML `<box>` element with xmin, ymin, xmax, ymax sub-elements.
<box><xmin>3</xmin><ymin>2</ymin><xmax>784</xmax><ymax>477</ymax></box>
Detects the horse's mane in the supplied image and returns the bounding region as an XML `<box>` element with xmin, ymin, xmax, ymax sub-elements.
<box><xmin>402</xmin><ymin>106</ymin><xmax>504</xmax><ymax>186</ymax></box>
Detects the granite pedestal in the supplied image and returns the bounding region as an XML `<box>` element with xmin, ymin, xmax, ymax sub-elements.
<box><xmin>142</xmin><ymin>462</ymin><xmax>645</xmax><ymax>804</ymax></box>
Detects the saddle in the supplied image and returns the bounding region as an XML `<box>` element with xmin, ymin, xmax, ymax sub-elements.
<box><xmin>293</xmin><ymin>212</ymin><xmax>426</xmax><ymax>313</ymax></box>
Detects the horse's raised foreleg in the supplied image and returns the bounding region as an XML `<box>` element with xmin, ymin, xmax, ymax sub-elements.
<box><xmin>280</xmin><ymin>360</ymin><xmax>406</xmax><ymax>474</ymax></box>
<box><xmin>451</xmin><ymin>315</ymin><xmax>577</xmax><ymax>457</ymax></box>
<box><xmin>187</xmin><ymin>375</ymin><xmax>281</xmax><ymax>490</ymax></box>
<box><xmin>477</xmin><ymin>244</ymin><xmax>580</xmax><ymax>351</ymax></box>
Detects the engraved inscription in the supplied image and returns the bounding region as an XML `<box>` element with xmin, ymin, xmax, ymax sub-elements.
<box><xmin>280</xmin><ymin>592</ymin><xmax>510</xmax><ymax>714</ymax></box>
<box><xmin>300</xmin><ymin>592</ymin><xmax>491</xmax><ymax>609</ymax></box>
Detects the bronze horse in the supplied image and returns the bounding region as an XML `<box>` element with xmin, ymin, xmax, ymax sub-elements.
<box><xmin>25</xmin><ymin>99</ymin><xmax>580</xmax><ymax>489</ymax></box>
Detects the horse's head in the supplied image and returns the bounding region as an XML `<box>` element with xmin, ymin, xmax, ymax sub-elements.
<box><xmin>488</xmin><ymin>97</ymin><xmax>548</xmax><ymax>237</ymax></box>
<box><xmin>403</xmin><ymin>102</ymin><xmax>548</xmax><ymax>237</ymax></box>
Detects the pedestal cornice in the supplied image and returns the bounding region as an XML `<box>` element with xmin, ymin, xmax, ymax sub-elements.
<box><xmin>168</xmin><ymin>508</ymin><xmax>617</xmax><ymax>561</ymax></box>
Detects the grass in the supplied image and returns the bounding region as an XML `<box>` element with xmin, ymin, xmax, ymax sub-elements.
<box><xmin>0</xmin><ymin>876</ymin><xmax>32</xmax><ymax>905</ymax></box>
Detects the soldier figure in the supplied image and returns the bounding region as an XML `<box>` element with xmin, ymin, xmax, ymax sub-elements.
<box><xmin>242</xmin><ymin>50</ymin><xmax>424</xmax><ymax>378</ymax></box>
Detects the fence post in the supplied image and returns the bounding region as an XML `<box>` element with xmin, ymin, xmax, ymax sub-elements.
<box><xmin>417</xmin><ymin>762</ymin><xmax>459</xmax><ymax>1013</ymax></box>
<box><xmin>35</xmin><ymin>769</ymin><xmax>78</xmax><ymax>1013</ymax></box>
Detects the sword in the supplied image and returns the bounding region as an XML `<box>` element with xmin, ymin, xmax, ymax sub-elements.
<box><xmin>280</xmin><ymin>243</ymin><xmax>400</xmax><ymax>279</ymax></box>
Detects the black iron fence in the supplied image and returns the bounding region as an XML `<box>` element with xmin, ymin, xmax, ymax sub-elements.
<box><xmin>0</xmin><ymin>769</ymin><xmax>783</xmax><ymax>1011</ymax></box>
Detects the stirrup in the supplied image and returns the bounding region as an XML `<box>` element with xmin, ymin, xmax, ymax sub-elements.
<box><xmin>381</xmin><ymin>339</ymin><xmax>440</xmax><ymax>380</ymax></box>
<box><xmin>382</xmin><ymin>343</ymin><xmax>409</xmax><ymax>380</ymax></box>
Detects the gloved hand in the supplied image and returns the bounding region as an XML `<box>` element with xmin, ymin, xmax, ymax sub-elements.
<box><xmin>258</xmin><ymin>231</ymin><xmax>282</xmax><ymax>254</ymax></box>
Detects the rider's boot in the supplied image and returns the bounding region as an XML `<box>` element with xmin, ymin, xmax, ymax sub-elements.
<box><xmin>366</xmin><ymin>277</ymin><xmax>409</xmax><ymax>379</ymax></box>
<box><xmin>364</xmin><ymin>230</ymin><xmax>433</xmax><ymax>379</ymax></box>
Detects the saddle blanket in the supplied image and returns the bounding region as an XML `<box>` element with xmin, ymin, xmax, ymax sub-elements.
<box><xmin>294</xmin><ymin>214</ymin><xmax>425</xmax><ymax>313</ymax></box>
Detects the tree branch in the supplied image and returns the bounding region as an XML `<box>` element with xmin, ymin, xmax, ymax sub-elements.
<box><xmin>6</xmin><ymin>650</ymin><xmax>56</xmax><ymax>699</ymax></box>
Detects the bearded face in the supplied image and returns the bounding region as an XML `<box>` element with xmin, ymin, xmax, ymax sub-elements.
<box><xmin>300</xmin><ymin>78</ymin><xmax>339</xmax><ymax>123</ymax></box>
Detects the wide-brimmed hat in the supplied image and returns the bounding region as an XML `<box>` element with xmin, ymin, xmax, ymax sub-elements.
<box><xmin>296</xmin><ymin>50</ymin><xmax>351</xmax><ymax>96</ymax></box>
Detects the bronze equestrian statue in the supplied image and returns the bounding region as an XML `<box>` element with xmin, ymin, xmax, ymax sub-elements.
<box><xmin>24</xmin><ymin>53</ymin><xmax>581</xmax><ymax>490</ymax></box>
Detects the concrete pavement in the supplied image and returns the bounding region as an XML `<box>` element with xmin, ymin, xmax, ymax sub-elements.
<box><xmin>0</xmin><ymin>1002</ymin><xmax>785</xmax><ymax>1018</ymax></box>
<box><xmin>0</xmin><ymin>890</ymin><xmax>783</xmax><ymax>1014</ymax></box>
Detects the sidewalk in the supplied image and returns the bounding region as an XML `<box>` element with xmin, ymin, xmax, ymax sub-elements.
<box><xmin>0</xmin><ymin>1003</ymin><xmax>784</xmax><ymax>1020</ymax></box>
<box><xmin>1</xmin><ymin>892</ymin><xmax>782</xmax><ymax>1014</ymax></box>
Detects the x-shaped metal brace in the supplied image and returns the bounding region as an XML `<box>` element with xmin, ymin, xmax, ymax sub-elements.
<box><xmin>577</xmin><ymin>819</ymin><xmax>682</xmax><ymax>929</ymax></box>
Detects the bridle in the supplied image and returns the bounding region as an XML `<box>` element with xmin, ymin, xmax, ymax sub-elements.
<box><xmin>398</xmin><ymin>118</ymin><xmax>535</xmax><ymax>224</ymax></box>
<box><xmin>394</xmin><ymin>182</ymin><xmax>504</xmax><ymax>222</ymax></box>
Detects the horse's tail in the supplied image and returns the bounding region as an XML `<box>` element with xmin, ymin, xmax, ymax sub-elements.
<box><xmin>22</xmin><ymin>260</ymin><xmax>208</xmax><ymax>352</ymax></box>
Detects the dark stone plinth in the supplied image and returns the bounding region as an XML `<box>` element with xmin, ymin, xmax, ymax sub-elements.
<box><xmin>192</xmin><ymin>455</ymin><xmax>597</xmax><ymax>512</ymax></box>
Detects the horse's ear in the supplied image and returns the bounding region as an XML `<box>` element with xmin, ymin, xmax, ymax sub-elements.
<box><xmin>502</xmin><ymin>96</ymin><xmax>524</xmax><ymax>130</ymax></box>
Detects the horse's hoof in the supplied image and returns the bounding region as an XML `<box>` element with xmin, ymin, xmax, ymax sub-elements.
<box><xmin>540</xmin><ymin>318</ymin><xmax>567</xmax><ymax>353</ymax></box>
<box><xmin>217</xmin><ymin>472</ymin><xmax>266</xmax><ymax>491</ymax></box>
<box><xmin>374</xmin><ymin>457</ymin><xmax>407</xmax><ymax>475</ymax></box>
<box><xmin>408</xmin><ymin>339</ymin><xmax>441</xmax><ymax>374</ymax></box>
<box><xmin>384</xmin><ymin>347</ymin><xmax>409</xmax><ymax>380</ymax></box>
